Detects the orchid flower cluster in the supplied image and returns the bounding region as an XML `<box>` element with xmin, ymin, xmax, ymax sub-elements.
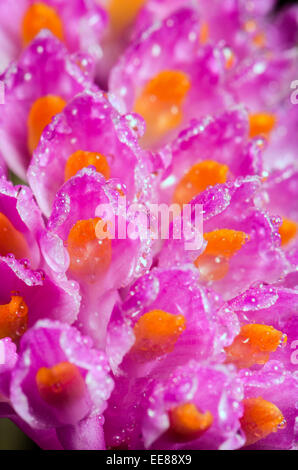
<box><xmin>0</xmin><ymin>0</ymin><xmax>297</xmax><ymax>451</ymax></box>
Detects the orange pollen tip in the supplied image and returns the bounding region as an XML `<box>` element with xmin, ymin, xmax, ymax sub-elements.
<box><xmin>199</xmin><ymin>22</ymin><xmax>209</xmax><ymax>44</ymax></box>
<box><xmin>36</xmin><ymin>362</ymin><xmax>86</xmax><ymax>407</ymax></box>
<box><xmin>22</xmin><ymin>2</ymin><xmax>64</xmax><ymax>46</ymax></box>
<box><xmin>0</xmin><ymin>296</ymin><xmax>28</xmax><ymax>342</ymax></box>
<box><xmin>244</xmin><ymin>20</ymin><xmax>257</xmax><ymax>33</ymax></box>
<box><xmin>240</xmin><ymin>397</ymin><xmax>285</xmax><ymax>446</ymax></box>
<box><xmin>64</xmin><ymin>150</ymin><xmax>111</xmax><ymax>182</ymax></box>
<box><xmin>67</xmin><ymin>218</ymin><xmax>112</xmax><ymax>279</ymax></box>
<box><xmin>0</xmin><ymin>212</ymin><xmax>29</xmax><ymax>259</ymax></box>
<box><xmin>134</xmin><ymin>70</ymin><xmax>191</xmax><ymax>145</ymax></box>
<box><xmin>224</xmin><ymin>49</ymin><xmax>235</xmax><ymax>70</ymax></box>
<box><xmin>173</xmin><ymin>160</ymin><xmax>229</xmax><ymax>206</ymax></box>
<box><xmin>194</xmin><ymin>229</ymin><xmax>248</xmax><ymax>281</ymax></box>
<box><xmin>279</xmin><ymin>218</ymin><xmax>297</xmax><ymax>246</ymax></box>
<box><xmin>249</xmin><ymin>113</ymin><xmax>276</xmax><ymax>139</ymax></box>
<box><xmin>169</xmin><ymin>403</ymin><xmax>213</xmax><ymax>440</ymax></box>
<box><xmin>108</xmin><ymin>0</ymin><xmax>146</xmax><ymax>34</ymax></box>
<box><xmin>27</xmin><ymin>95</ymin><xmax>66</xmax><ymax>153</ymax></box>
<box><xmin>197</xmin><ymin>229</ymin><xmax>248</xmax><ymax>261</ymax></box>
<box><xmin>137</xmin><ymin>70</ymin><xmax>191</xmax><ymax>106</ymax></box>
<box><xmin>253</xmin><ymin>32</ymin><xmax>266</xmax><ymax>48</ymax></box>
<box><xmin>132</xmin><ymin>309</ymin><xmax>186</xmax><ymax>359</ymax></box>
<box><xmin>225</xmin><ymin>324</ymin><xmax>286</xmax><ymax>369</ymax></box>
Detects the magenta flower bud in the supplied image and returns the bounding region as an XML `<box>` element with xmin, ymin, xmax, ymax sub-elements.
<box><xmin>10</xmin><ymin>320</ymin><xmax>113</xmax><ymax>448</ymax></box>
<box><xmin>0</xmin><ymin>0</ymin><xmax>107</xmax><ymax>73</ymax></box>
<box><xmin>0</xmin><ymin>33</ymin><xmax>97</xmax><ymax>179</ymax></box>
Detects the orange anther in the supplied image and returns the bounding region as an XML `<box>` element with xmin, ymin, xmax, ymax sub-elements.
<box><xmin>132</xmin><ymin>309</ymin><xmax>186</xmax><ymax>360</ymax></box>
<box><xmin>194</xmin><ymin>229</ymin><xmax>248</xmax><ymax>281</ymax></box>
<box><xmin>249</xmin><ymin>113</ymin><xmax>276</xmax><ymax>139</ymax></box>
<box><xmin>173</xmin><ymin>161</ymin><xmax>228</xmax><ymax>206</ymax></box>
<box><xmin>0</xmin><ymin>296</ymin><xmax>28</xmax><ymax>342</ymax></box>
<box><xmin>279</xmin><ymin>218</ymin><xmax>297</xmax><ymax>246</ymax></box>
<box><xmin>134</xmin><ymin>70</ymin><xmax>190</xmax><ymax>146</ymax></box>
<box><xmin>169</xmin><ymin>403</ymin><xmax>213</xmax><ymax>440</ymax></box>
<box><xmin>244</xmin><ymin>20</ymin><xmax>257</xmax><ymax>33</ymax></box>
<box><xmin>108</xmin><ymin>0</ymin><xmax>145</xmax><ymax>34</ymax></box>
<box><xmin>66</xmin><ymin>218</ymin><xmax>112</xmax><ymax>280</ymax></box>
<box><xmin>65</xmin><ymin>151</ymin><xmax>110</xmax><ymax>181</ymax></box>
<box><xmin>27</xmin><ymin>95</ymin><xmax>66</xmax><ymax>153</ymax></box>
<box><xmin>240</xmin><ymin>397</ymin><xmax>285</xmax><ymax>446</ymax></box>
<box><xmin>202</xmin><ymin>229</ymin><xmax>248</xmax><ymax>258</ymax></box>
<box><xmin>199</xmin><ymin>22</ymin><xmax>209</xmax><ymax>45</ymax></box>
<box><xmin>22</xmin><ymin>2</ymin><xmax>64</xmax><ymax>46</ymax></box>
<box><xmin>253</xmin><ymin>32</ymin><xmax>266</xmax><ymax>48</ymax></box>
<box><xmin>36</xmin><ymin>362</ymin><xmax>86</xmax><ymax>406</ymax></box>
<box><xmin>225</xmin><ymin>324</ymin><xmax>286</xmax><ymax>369</ymax></box>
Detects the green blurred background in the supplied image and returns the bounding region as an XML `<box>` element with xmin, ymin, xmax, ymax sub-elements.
<box><xmin>0</xmin><ymin>419</ymin><xmax>38</xmax><ymax>450</ymax></box>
